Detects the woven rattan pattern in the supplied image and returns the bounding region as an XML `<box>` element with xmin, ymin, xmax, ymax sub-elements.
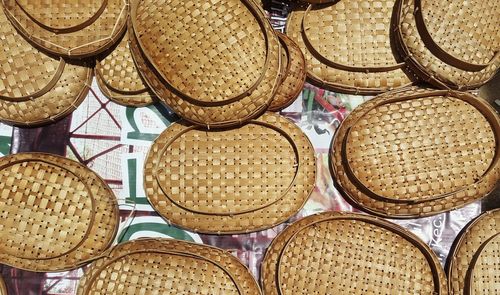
<box><xmin>419</xmin><ymin>0</ymin><xmax>499</xmax><ymax>66</ymax></box>
<box><xmin>346</xmin><ymin>94</ymin><xmax>495</xmax><ymax>202</ymax></box>
<box><xmin>469</xmin><ymin>233</ymin><xmax>499</xmax><ymax>294</ymax></box>
<box><xmin>261</xmin><ymin>212</ymin><xmax>448</xmax><ymax>295</ymax></box>
<box><xmin>96</xmin><ymin>31</ymin><xmax>149</xmax><ymax>92</ymax></box>
<box><xmin>0</xmin><ymin>160</ymin><xmax>93</xmax><ymax>260</ymax></box>
<box><xmin>0</xmin><ymin>62</ymin><xmax>91</xmax><ymax>126</ymax></box>
<box><xmin>128</xmin><ymin>11</ymin><xmax>281</xmax><ymax>128</ymax></box>
<box><xmin>144</xmin><ymin>113</ymin><xmax>316</xmax><ymax>234</ymax></box>
<box><xmin>154</xmin><ymin>123</ymin><xmax>298</xmax><ymax>215</ymax></box>
<box><xmin>0</xmin><ymin>153</ymin><xmax>119</xmax><ymax>272</ymax></box>
<box><xmin>447</xmin><ymin>209</ymin><xmax>500</xmax><ymax>294</ymax></box>
<box><xmin>330</xmin><ymin>87</ymin><xmax>499</xmax><ymax>218</ymax></box>
<box><xmin>134</xmin><ymin>0</ymin><xmax>268</xmax><ymax>104</ymax></box>
<box><xmin>15</xmin><ymin>0</ymin><xmax>106</xmax><ymax>30</ymax></box>
<box><xmin>286</xmin><ymin>4</ymin><xmax>412</xmax><ymax>95</ymax></box>
<box><xmin>269</xmin><ymin>32</ymin><xmax>306</xmax><ymax>111</ymax></box>
<box><xmin>0</xmin><ymin>6</ymin><xmax>92</xmax><ymax>126</ymax></box>
<box><xmin>0</xmin><ymin>9</ymin><xmax>60</xmax><ymax>99</ymax></box>
<box><xmin>303</xmin><ymin>2</ymin><xmax>400</xmax><ymax>68</ymax></box>
<box><xmin>2</xmin><ymin>0</ymin><xmax>128</xmax><ymax>58</ymax></box>
<box><xmin>95</xmin><ymin>72</ymin><xmax>155</xmax><ymax>107</ymax></box>
<box><xmin>77</xmin><ymin>238</ymin><xmax>262</xmax><ymax>295</ymax></box>
<box><xmin>95</xmin><ymin>31</ymin><xmax>155</xmax><ymax>107</ymax></box>
<box><xmin>394</xmin><ymin>0</ymin><xmax>500</xmax><ymax>89</ymax></box>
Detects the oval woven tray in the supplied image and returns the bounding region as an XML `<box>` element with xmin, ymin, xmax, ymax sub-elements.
<box><xmin>0</xmin><ymin>153</ymin><xmax>119</xmax><ymax>272</ymax></box>
<box><xmin>129</xmin><ymin>0</ymin><xmax>281</xmax><ymax>128</ymax></box>
<box><xmin>2</xmin><ymin>0</ymin><xmax>128</xmax><ymax>58</ymax></box>
<box><xmin>144</xmin><ymin>112</ymin><xmax>316</xmax><ymax>234</ymax></box>
<box><xmin>261</xmin><ymin>212</ymin><xmax>448</xmax><ymax>295</ymax></box>
<box><xmin>330</xmin><ymin>86</ymin><xmax>499</xmax><ymax>218</ymax></box>
<box><xmin>95</xmin><ymin>30</ymin><xmax>155</xmax><ymax>107</ymax></box>
<box><xmin>0</xmin><ymin>5</ymin><xmax>92</xmax><ymax>127</ymax></box>
<box><xmin>286</xmin><ymin>2</ymin><xmax>412</xmax><ymax>95</ymax></box>
<box><xmin>269</xmin><ymin>32</ymin><xmax>306</xmax><ymax>111</ymax></box>
<box><xmin>393</xmin><ymin>0</ymin><xmax>500</xmax><ymax>89</ymax></box>
<box><xmin>0</xmin><ymin>275</ymin><xmax>6</xmax><ymax>295</ymax></box>
<box><xmin>447</xmin><ymin>209</ymin><xmax>500</xmax><ymax>294</ymax></box>
<box><xmin>132</xmin><ymin>0</ymin><xmax>269</xmax><ymax>104</ymax></box>
<box><xmin>77</xmin><ymin>238</ymin><xmax>262</xmax><ymax>295</ymax></box>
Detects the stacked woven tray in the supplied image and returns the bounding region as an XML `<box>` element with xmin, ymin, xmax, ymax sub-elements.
<box><xmin>330</xmin><ymin>87</ymin><xmax>499</xmax><ymax>218</ymax></box>
<box><xmin>262</xmin><ymin>212</ymin><xmax>448</xmax><ymax>294</ymax></box>
<box><xmin>77</xmin><ymin>238</ymin><xmax>261</xmax><ymax>295</ymax></box>
<box><xmin>0</xmin><ymin>153</ymin><xmax>119</xmax><ymax>272</ymax></box>
<box><xmin>0</xmin><ymin>0</ymin><xmax>498</xmax><ymax>294</ymax></box>
<box><xmin>447</xmin><ymin>209</ymin><xmax>500</xmax><ymax>294</ymax></box>
<box><xmin>143</xmin><ymin>112</ymin><xmax>316</xmax><ymax>234</ymax></box>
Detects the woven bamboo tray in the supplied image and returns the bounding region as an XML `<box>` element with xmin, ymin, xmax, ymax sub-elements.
<box><xmin>269</xmin><ymin>32</ymin><xmax>306</xmax><ymax>111</ymax></box>
<box><xmin>261</xmin><ymin>212</ymin><xmax>448</xmax><ymax>295</ymax></box>
<box><xmin>0</xmin><ymin>5</ymin><xmax>92</xmax><ymax>127</ymax></box>
<box><xmin>2</xmin><ymin>0</ymin><xmax>128</xmax><ymax>58</ymax></box>
<box><xmin>144</xmin><ymin>112</ymin><xmax>316</xmax><ymax>234</ymax></box>
<box><xmin>129</xmin><ymin>0</ymin><xmax>282</xmax><ymax>128</ymax></box>
<box><xmin>95</xmin><ymin>30</ymin><xmax>155</xmax><ymax>107</ymax></box>
<box><xmin>330</xmin><ymin>86</ymin><xmax>499</xmax><ymax>218</ymax></box>
<box><xmin>0</xmin><ymin>275</ymin><xmax>6</xmax><ymax>295</ymax></box>
<box><xmin>0</xmin><ymin>153</ymin><xmax>119</xmax><ymax>272</ymax></box>
<box><xmin>447</xmin><ymin>209</ymin><xmax>500</xmax><ymax>294</ymax></box>
<box><xmin>77</xmin><ymin>238</ymin><xmax>262</xmax><ymax>295</ymax></box>
<box><xmin>393</xmin><ymin>0</ymin><xmax>499</xmax><ymax>90</ymax></box>
<box><xmin>286</xmin><ymin>2</ymin><xmax>412</xmax><ymax>95</ymax></box>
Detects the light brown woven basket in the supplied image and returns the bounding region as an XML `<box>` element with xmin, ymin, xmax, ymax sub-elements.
<box><xmin>143</xmin><ymin>112</ymin><xmax>316</xmax><ymax>234</ymax></box>
<box><xmin>286</xmin><ymin>1</ymin><xmax>412</xmax><ymax>95</ymax></box>
<box><xmin>467</xmin><ymin>233</ymin><xmax>500</xmax><ymax>295</ymax></box>
<box><xmin>77</xmin><ymin>238</ymin><xmax>262</xmax><ymax>295</ymax></box>
<box><xmin>393</xmin><ymin>0</ymin><xmax>500</xmax><ymax>90</ymax></box>
<box><xmin>0</xmin><ymin>153</ymin><xmax>119</xmax><ymax>272</ymax></box>
<box><xmin>269</xmin><ymin>32</ymin><xmax>306</xmax><ymax>111</ymax></box>
<box><xmin>95</xmin><ymin>30</ymin><xmax>155</xmax><ymax>107</ymax></box>
<box><xmin>0</xmin><ymin>5</ymin><xmax>92</xmax><ymax>126</ymax></box>
<box><xmin>261</xmin><ymin>212</ymin><xmax>448</xmax><ymax>295</ymax></box>
<box><xmin>330</xmin><ymin>86</ymin><xmax>499</xmax><ymax>218</ymax></box>
<box><xmin>129</xmin><ymin>0</ymin><xmax>282</xmax><ymax>128</ymax></box>
<box><xmin>0</xmin><ymin>275</ymin><xmax>6</xmax><ymax>295</ymax></box>
<box><xmin>2</xmin><ymin>0</ymin><xmax>128</xmax><ymax>58</ymax></box>
<box><xmin>446</xmin><ymin>209</ymin><xmax>500</xmax><ymax>295</ymax></box>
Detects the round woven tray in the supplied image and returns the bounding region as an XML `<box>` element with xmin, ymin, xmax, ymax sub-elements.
<box><xmin>286</xmin><ymin>2</ymin><xmax>412</xmax><ymax>95</ymax></box>
<box><xmin>144</xmin><ymin>112</ymin><xmax>316</xmax><ymax>234</ymax></box>
<box><xmin>268</xmin><ymin>32</ymin><xmax>306</xmax><ymax>111</ymax></box>
<box><xmin>77</xmin><ymin>238</ymin><xmax>262</xmax><ymax>295</ymax></box>
<box><xmin>95</xmin><ymin>30</ymin><xmax>155</xmax><ymax>107</ymax></box>
<box><xmin>261</xmin><ymin>212</ymin><xmax>448</xmax><ymax>295</ymax></box>
<box><xmin>2</xmin><ymin>0</ymin><xmax>128</xmax><ymax>58</ymax></box>
<box><xmin>330</xmin><ymin>86</ymin><xmax>499</xmax><ymax>218</ymax></box>
<box><xmin>0</xmin><ymin>153</ymin><xmax>119</xmax><ymax>272</ymax></box>
<box><xmin>0</xmin><ymin>275</ymin><xmax>6</xmax><ymax>295</ymax></box>
<box><xmin>129</xmin><ymin>0</ymin><xmax>281</xmax><ymax>128</ymax></box>
<box><xmin>0</xmin><ymin>5</ymin><xmax>92</xmax><ymax>127</ymax></box>
<box><xmin>393</xmin><ymin>0</ymin><xmax>499</xmax><ymax>90</ymax></box>
<box><xmin>447</xmin><ymin>209</ymin><xmax>500</xmax><ymax>294</ymax></box>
